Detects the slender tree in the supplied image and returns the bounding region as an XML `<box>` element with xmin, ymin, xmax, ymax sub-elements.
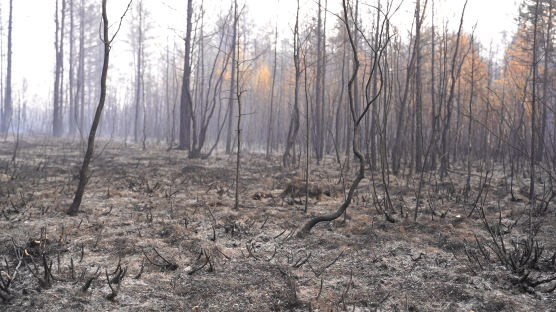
<box><xmin>68</xmin><ymin>0</ymin><xmax>132</xmax><ymax>215</ymax></box>
<box><xmin>52</xmin><ymin>0</ymin><xmax>66</xmax><ymax>137</ymax></box>
<box><xmin>133</xmin><ymin>0</ymin><xmax>144</xmax><ymax>144</ymax></box>
<box><xmin>0</xmin><ymin>0</ymin><xmax>12</xmax><ymax>134</ymax></box>
<box><xmin>529</xmin><ymin>0</ymin><xmax>539</xmax><ymax>202</ymax></box>
<box><xmin>439</xmin><ymin>0</ymin><xmax>469</xmax><ymax>178</ymax></box>
<box><xmin>234</xmin><ymin>3</ymin><xmax>242</xmax><ymax>210</ymax></box>
<box><xmin>414</xmin><ymin>0</ymin><xmax>426</xmax><ymax>172</ymax></box>
<box><xmin>226</xmin><ymin>0</ymin><xmax>238</xmax><ymax>155</ymax></box>
<box><xmin>266</xmin><ymin>22</ymin><xmax>278</xmax><ymax>160</ymax></box>
<box><xmin>77</xmin><ymin>0</ymin><xmax>85</xmax><ymax>133</ymax></box>
<box><xmin>429</xmin><ymin>0</ymin><xmax>437</xmax><ymax>170</ymax></box>
<box><xmin>465</xmin><ymin>33</ymin><xmax>476</xmax><ymax>196</ymax></box>
<box><xmin>68</xmin><ymin>0</ymin><xmax>75</xmax><ymax>134</ymax></box>
<box><xmin>314</xmin><ymin>0</ymin><xmax>324</xmax><ymax>163</ymax></box>
<box><xmin>391</xmin><ymin>5</ymin><xmax>418</xmax><ymax>175</ymax></box>
<box><xmin>189</xmin><ymin>10</ymin><xmax>232</xmax><ymax>158</ymax></box>
<box><xmin>299</xmin><ymin>0</ymin><xmax>387</xmax><ymax>236</ymax></box>
<box><xmin>537</xmin><ymin>0</ymin><xmax>552</xmax><ymax>161</ymax></box>
<box><xmin>178</xmin><ymin>0</ymin><xmax>194</xmax><ymax>150</ymax></box>
<box><xmin>283</xmin><ymin>0</ymin><xmax>301</xmax><ymax>168</ymax></box>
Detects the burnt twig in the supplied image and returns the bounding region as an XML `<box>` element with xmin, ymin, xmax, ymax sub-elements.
<box><xmin>81</xmin><ymin>268</ymin><xmax>100</xmax><ymax>292</ymax></box>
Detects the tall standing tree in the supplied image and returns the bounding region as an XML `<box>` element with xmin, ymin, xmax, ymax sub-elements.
<box><xmin>68</xmin><ymin>0</ymin><xmax>76</xmax><ymax>134</ymax></box>
<box><xmin>537</xmin><ymin>0</ymin><xmax>552</xmax><ymax>161</ymax></box>
<box><xmin>133</xmin><ymin>0</ymin><xmax>145</xmax><ymax>144</ymax></box>
<box><xmin>53</xmin><ymin>0</ymin><xmax>66</xmax><ymax>137</ymax></box>
<box><xmin>391</xmin><ymin>3</ymin><xmax>418</xmax><ymax>175</ymax></box>
<box><xmin>283</xmin><ymin>0</ymin><xmax>301</xmax><ymax>168</ymax></box>
<box><xmin>1</xmin><ymin>0</ymin><xmax>13</xmax><ymax>134</ymax></box>
<box><xmin>265</xmin><ymin>22</ymin><xmax>278</xmax><ymax>160</ymax></box>
<box><xmin>414</xmin><ymin>0</ymin><xmax>426</xmax><ymax>172</ymax></box>
<box><xmin>234</xmin><ymin>0</ymin><xmax>242</xmax><ymax>209</ymax></box>
<box><xmin>529</xmin><ymin>0</ymin><xmax>540</xmax><ymax>202</ymax></box>
<box><xmin>464</xmin><ymin>33</ymin><xmax>476</xmax><ymax>195</ymax></box>
<box><xmin>68</xmin><ymin>0</ymin><xmax>131</xmax><ymax>215</ymax></box>
<box><xmin>314</xmin><ymin>0</ymin><xmax>324</xmax><ymax>163</ymax></box>
<box><xmin>188</xmin><ymin>11</ymin><xmax>232</xmax><ymax>158</ymax></box>
<box><xmin>439</xmin><ymin>0</ymin><xmax>469</xmax><ymax>178</ymax></box>
<box><xmin>178</xmin><ymin>0</ymin><xmax>194</xmax><ymax>150</ymax></box>
<box><xmin>368</xmin><ymin>0</ymin><xmax>381</xmax><ymax>171</ymax></box>
<box><xmin>226</xmin><ymin>0</ymin><xmax>238</xmax><ymax>155</ymax></box>
<box><xmin>76</xmin><ymin>0</ymin><xmax>85</xmax><ymax>134</ymax></box>
<box><xmin>429</xmin><ymin>0</ymin><xmax>437</xmax><ymax>170</ymax></box>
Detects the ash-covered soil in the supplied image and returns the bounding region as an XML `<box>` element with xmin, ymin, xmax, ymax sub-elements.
<box><xmin>0</xmin><ymin>137</ymin><xmax>554</xmax><ymax>311</ymax></box>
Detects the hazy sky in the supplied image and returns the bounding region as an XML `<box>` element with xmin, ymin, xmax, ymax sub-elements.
<box><xmin>1</xmin><ymin>0</ymin><xmax>520</xmax><ymax>109</ymax></box>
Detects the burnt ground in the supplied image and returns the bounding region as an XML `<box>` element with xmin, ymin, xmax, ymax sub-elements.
<box><xmin>0</xmin><ymin>136</ymin><xmax>554</xmax><ymax>311</ymax></box>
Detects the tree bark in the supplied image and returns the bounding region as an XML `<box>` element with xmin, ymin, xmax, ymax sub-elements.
<box><xmin>414</xmin><ymin>0</ymin><xmax>424</xmax><ymax>172</ymax></box>
<box><xmin>266</xmin><ymin>23</ymin><xmax>278</xmax><ymax>160</ymax></box>
<box><xmin>465</xmin><ymin>34</ymin><xmax>475</xmax><ymax>195</ymax></box>
<box><xmin>1</xmin><ymin>0</ymin><xmax>12</xmax><ymax>134</ymax></box>
<box><xmin>234</xmin><ymin>6</ymin><xmax>241</xmax><ymax>209</ymax></box>
<box><xmin>67</xmin><ymin>0</ymin><xmax>116</xmax><ymax>215</ymax></box>
<box><xmin>283</xmin><ymin>0</ymin><xmax>301</xmax><ymax>168</ymax></box>
<box><xmin>440</xmin><ymin>0</ymin><xmax>468</xmax><ymax>178</ymax></box>
<box><xmin>299</xmin><ymin>0</ymin><xmax>385</xmax><ymax>236</ymax></box>
<box><xmin>134</xmin><ymin>1</ymin><xmax>143</xmax><ymax>144</ymax></box>
<box><xmin>52</xmin><ymin>0</ymin><xmax>66</xmax><ymax>137</ymax></box>
<box><xmin>529</xmin><ymin>0</ymin><xmax>539</xmax><ymax>202</ymax></box>
<box><xmin>391</xmin><ymin>14</ymin><xmax>418</xmax><ymax>175</ymax></box>
<box><xmin>226</xmin><ymin>0</ymin><xmax>238</xmax><ymax>155</ymax></box>
<box><xmin>429</xmin><ymin>0</ymin><xmax>437</xmax><ymax>170</ymax></box>
<box><xmin>179</xmin><ymin>0</ymin><xmax>194</xmax><ymax>150</ymax></box>
<box><xmin>537</xmin><ymin>0</ymin><xmax>552</xmax><ymax>162</ymax></box>
<box><xmin>68</xmin><ymin>0</ymin><xmax>75</xmax><ymax>135</ymax></box>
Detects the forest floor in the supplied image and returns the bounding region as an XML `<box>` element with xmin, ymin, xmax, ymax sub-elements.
<box><xmin>0</xmin><ymin>136</ymin><xmax>555</xmax><ymax>311</ymax></box>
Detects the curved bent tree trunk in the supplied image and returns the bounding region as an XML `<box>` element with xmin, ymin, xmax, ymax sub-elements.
<box><xmin>298</xmin><ymin>0</ymin><xmax>386</xmax><ymax>237</ymax></box>
<box><xmin>67</xmin><ymin>0</ymin><xmax>129</xmax><ymax>215</ymax></box>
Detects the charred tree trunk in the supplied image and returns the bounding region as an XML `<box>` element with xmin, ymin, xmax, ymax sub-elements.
<box><xmin>134</xmin><ymin>1</ymin><xmax>144</xmax><ymax>144</ymax></box>
<box><xmin>314</xmin><ymin>0</ymin><xmax>324</xmax><ymax>163</ymax></box>
<box><xmin>299</xmin><ymin>0</ymin><xmax>386</xmax><ymax>236</ymax></box>
<box><xmin>537</xmin><ymin>0</ymin><xmax>552</xmax><ymax>162</ymax></box>
<box><xmin>53</xmin><ymin>0</ymin><xmax>66</xmax><ymax>137</ymax></box>
<box><xmin>414</xmin><ymin>0</ymin><xmax>425</xmax><ymax>172</ymax></box>
<box><xmin>429</xmin><ymin>0</ymin><xmax>437</xmax><ymax>170</ymax></box>
<box><xmin>391</xmin><ymin>13</ymin><xmax>418</xmax><ymax>175</ymax></box>
<box><xmin>440</xmin><ymin>0</ymin><xmax>468</xmax><ymax>178</ymax></box>
<box><xmin>283</xmin><ymin>0</ymin><xmax>301</xmax><ymax>168</ymax></box>
<box><xmin>465</xmin><ymin>34</ymin><xmax>475</xmax><ymax>195</ymax></box>
<box><xmin>226</xmin><ymin>0</ymin><xmax>238</xmax><ymax>155</ymax></box>
<box><xmin>265</xmin><ymin>23</ymin><xmax>278</xmax><ymax>160</ymax></box>
<box><xmin>530</xmin><ymin>0</ymin><xmax>539</xmax><ymax>202</ymax></box>
<box><xmin>234</xmin><ymin>5</ymin><xmax>242</xmax><ymax>210</ymax></box>
<box><xmin>178</xmin><ymin>0</ymin><xmax>194</xmax><ymax>151</ymax></box>
<box><xmin>0</xmin><ymin>0</ymin><xmax>12</xmax><ymax>134</ymax></box>
<box><xmin>78</xmin><ymin>0</ymin><xmax>85</xmax><ymax>133</ymax></box>
<box><xmin>68</xmin><ymin>0</ymin><xmax>75</xmax><ymax>135</ymax></box>
<box><xmin>68</xmin><ymin>0</ymin><xmax>127</xmax><ymax>215</ymax></box>
<box><xmin>369</xmin><ymin>1</ymin><xmax>381</xmax><ymax>171</ymax></box>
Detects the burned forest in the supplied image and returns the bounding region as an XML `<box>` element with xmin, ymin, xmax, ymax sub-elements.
<box><xmin>0</xmin><ymin>0</ymin><xmax>555</xmax><ymax>311</ymax></box>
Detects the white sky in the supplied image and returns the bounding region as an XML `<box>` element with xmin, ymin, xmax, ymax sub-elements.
<box><xmin>1</xmin><ymin>0</ymin><xmax>520</xmax><ymax>108</ymax></box>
